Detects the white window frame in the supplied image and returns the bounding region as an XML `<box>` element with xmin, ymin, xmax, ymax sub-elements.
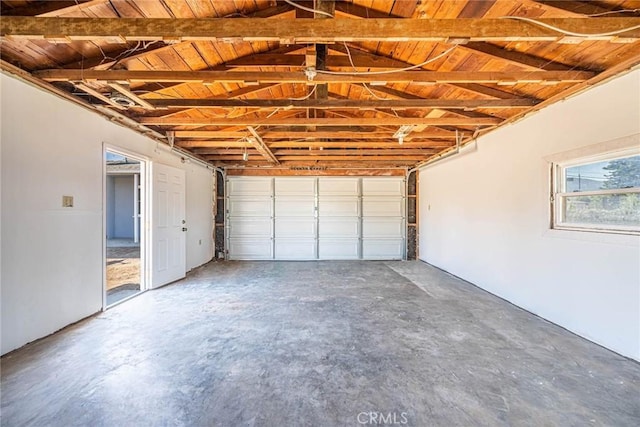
<box><xmin>551</xmin><ymin>148</ymin><xmax>640</xmax><ymax>235</ymax></box>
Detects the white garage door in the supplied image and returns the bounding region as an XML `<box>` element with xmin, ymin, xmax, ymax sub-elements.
<box><xmin>227</xmin><ymin>176</ymin><xmax>405</xmax><ymax>260</ymax></box>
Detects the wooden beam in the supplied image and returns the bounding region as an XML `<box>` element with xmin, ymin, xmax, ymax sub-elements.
<box><xmin>453</xmin><ymin>83</ymin><xmax>529</xmax><ymax>100</ymax></box>
<box><xmin>267</xmin><ymin>141</ymin><xmax>452</xmax><ymax>149</ymax></box>
<box><xmin>58</xmin><ymin>6</ymin><xmax>298</xmax><ymax>70</ymax></box>
<box><xmin>225</xmin><ymin>53</ymin><xmax>413</xmax><ymax>69</ymax></box>
<box><xmin>247</xmin><ymin>126</ymin><xmax>280</xmax><ymax>164</ymax></box>
<box><xmin>329</xmin><ymin>44</ymin><xmax>531</xmax><ymax>100</ymax></box>
<box><xmin>173</xmin><ymin>130</ymin><xmax>456</xmax><ymax>140</ymax></box>
<box><xmin>461</xmin><ymin>41</ymin><xmax>587</xmax><ymax>71</ymax></box>
<box><xmin>34</xmin><ymin>69</ymin><xmax>595</xmax><ymax>84</ymax></box>
<box><xmin>179</xmin><ymin>140</ymin><xmax>452</xmax><ymax>149</ymax></box>
<box><xmin>272</xmin><ymin>149</ymin><xmax>436</xmax><ymax>156</ymax></box>
<box><xmin>274</xmin><ymin>155</ymin><xmax>431</xmax><ymax>161</ymax></box>
<box><xmin>141</xmin><ymin>116</ymin><xmax>502</xmax><ymax>126</ymax></box>
<box><xmin>220</xmin><ymin>160</ymin><xmax>420</xmax><ymax>167</ymax></box>
<box><xmin>225</xmin><ymin>168</ymin><xmax>407</xmax><ymax>177</ymax></box>
<box><xmin>194</xmin><ymin>148</ymin><xmax>437</xmax><ymax>156</ymax></box>
<box><xmin>147</xmin><ymin>97</ymin><xmax>537</xmax><ymax>109</ymax></box>
<box><xmin>261</xmin><ymin>130</ymin><xmax>456</xmax><ymax>139</ymax></box>
<box><xmin>4</xmin><ymin>17</ymin><xmax>639</xmax><ymax>42</ymax></box>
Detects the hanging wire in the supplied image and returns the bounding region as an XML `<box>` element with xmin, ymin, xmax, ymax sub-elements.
<box><xmin>339</xmin><ymin>42</ymin><xmax>392</xmax><ymax>100</ymax></box>
<box><xmin>500</xmin><ymin>16</ymin><xmax>640</xmax><ymax>38</ymax></box>
<box><xmin>587</xmin><ymin>8</ymin><xmax>640</xmax><ymax>17</ymax></box>
<box><xmin>290</xmin><ymin>85</ymin><xmax>318</xmax><ymax>101</ymax></box>
<box><xmin>314</xmin><ymin>45</ymin><xmax>458</xmax><ymax>76</ymax></box>
<box><xmin>283</xmin><ymin>0</ymin><xmax>334</xmax><ymax>18</ymax></box>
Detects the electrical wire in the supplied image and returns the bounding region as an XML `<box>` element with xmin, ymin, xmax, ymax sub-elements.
<box><xmin>500</xmin><ymin>16</ymin><xmax>640</xmax><ymax>38</ymax></box>
<box><xmin>252</xmin><ymin>107</ymin><xmax>283</xmax><ymax>131</ymax></box>
<box><xmin>339</xmin><ymin>42</ymin><xmax>391</xmax><ymax>100</ymax></box>
<box><xmin>290</xmin><ymin>85</ymin><xmax>318</xmax><ymax>100</ymax></box>
<box><xmin>314</xmin><ymin>45</ymin><xmax>457</xmax><ymax>76</ymax></box>
<box><xmin>283</xmin><ymin>0</ymin><xmax>334</xmax><ymax>18</ymax></box>
<box><xmin>587</xmin><ymin>8</ymin><xmax>640</xmax><ymax>17</ymax></box>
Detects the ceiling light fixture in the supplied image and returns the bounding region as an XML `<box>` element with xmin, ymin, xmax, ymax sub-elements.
<box><xmin>108</xmin><ymin>92</ymin><xmax>136</xmax><ymax>107</ymax></box>
<box><xmin>393</xmin><ymin>125</ymin><xmax>415</xmax><ymax>145</ymax></box>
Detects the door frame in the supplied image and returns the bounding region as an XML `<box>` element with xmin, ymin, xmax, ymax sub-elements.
<box><xmin>103</xmin><ymin>143</ymin><xmax>151</xmax><ymax>310</ymax></box>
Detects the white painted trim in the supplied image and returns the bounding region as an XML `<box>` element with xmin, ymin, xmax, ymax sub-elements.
<box><xmin>544</xmin><ymin>133</ymin><xmax>640</xmax><ymax>164</ymax></box>
<box><xmin>103</xmin><ymin>143</ymin><xmax>150</xmax><ymax>309</ymax></box>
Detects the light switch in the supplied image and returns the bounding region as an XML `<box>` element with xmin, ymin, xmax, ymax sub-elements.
<box><xmin>62</xmin><ymin>195</ymin><xmax>74</xmax><ymax>208</ymax></box>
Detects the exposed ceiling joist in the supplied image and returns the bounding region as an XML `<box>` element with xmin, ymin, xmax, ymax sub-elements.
<box><xmin>34</xmin><ymin>69</ymin><xmax>595</xmax><ymax>84</ymax></box>
<box><xmin>172</xmin><ymin>130</ymin><xmax>456</xmax><ymax>140</ymax></box>
<box><xmin>145</xmin><ymin>97</ymin><xmax>536</xmax><ymax>109</ymax></box>
<box><xmin>225</xmin><ymin>53</ymin><xmax>412</xmax><ymax>69</ymax></box>
<box><xmin>246</xmin><ymin>126</ymin><xmax>280</xmax><ymax>164</ymax></box>
<box><xmin>3</xmin><ymin>17</ymin><xmax>640</xmax><ymax>42</ymax></box>
<box><xmin>461</xmin><ymin>41</ymin><xmax>592</xmax><ymax>71</ymax></box>
<box><xmin>57</xmin><ymin>5</ymin><xmax>298</xmax><ymax>70</ymax></box>
<box><xmin>180</xmin><ymin>140</ymin><xmax>452</xmax><ymax>149</ymax></box>
<box><xmin>140</xmin><ymin>116</ymin><xmax>502</xmax><ymax>126</ymax></box>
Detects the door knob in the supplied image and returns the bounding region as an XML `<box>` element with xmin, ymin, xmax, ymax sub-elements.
<box><xmin>182</xmin><ymin>227</ymin><xmax>188</xmax><ymax>232</ymax></box>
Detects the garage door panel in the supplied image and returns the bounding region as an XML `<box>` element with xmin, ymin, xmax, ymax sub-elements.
<box><xmin>363</xmin><ymin>218</ymin><xmax>404</xmax><ymax>238</ymax></box>
<box><xmin>228</xmin><ymin>176</ymin><xmax>406</xmax><ymax>261</ymax></box>
<box><xmin>228</xmin><ymin>218</ymin><xmax>272</xmax><ymax>238</ymax></box>
<box><xmin>275</xmin><ymin>197</ymin><xmax>315</xmax><ymax>217</ymax></box>
<box><xmin>362</xmin><ymin>178</ymin><xmax>404</xmax><ymax>196</ymax></box>
<box><xmin>362</xmin><ymin>198</ymin><xmax>403</xmax><ymax>217</ymax></box>
<box><xmin>319</xmin><ymin>177</ymin><xmax>359</xmax><ymax>196</ymax></box>
<box><xmin>319</xmin><ymin>239</ymin><xmax>360</xmax><ymax>259</ymax></box>
<box><xmin>319</xmin><ymin>198</ymin><xmax>360</xmax><ymax>217</ymax></box>
<box><xmin>228</xmin><ymin>238</ymin><xmax>272</xmax><ymax>260</ymax></box>
<box><xmin>228</xmin><ymin>198</ymin><xmax>272</xmax><ymax>217</ymax></box>
<box><xmin>275</xmin><ymin>239</ymin><xmax>316</xmax><ymax>260</ymax></box>
<box><xmin>362</xmin><ymin>239</ymin><xmax>404</xmax><ymax>260</ymax></box>
<box><xmin>275</xmin><ymin>217</ymin><xmax>316</xmax><ymax>238</ymax></box>
<box><xmin>275</xmin><ymin>177</ymin><xmax>316</xmax><ymax>196</ymax></box>
<box><xmin>228</xmin><ymin>177</ymin><xmax>272</xmax><ymax>196</ymax></box>
<box><xmin>319</xmin><ymin>217</ymin><xmax>359</xmax><ymax>238</ymax></box>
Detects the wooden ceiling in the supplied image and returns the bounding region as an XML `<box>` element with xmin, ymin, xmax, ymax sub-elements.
<box><xmin>1</xmin><ymin>0</ymin><xmax>639</xmax><ymax>173</ymax></box>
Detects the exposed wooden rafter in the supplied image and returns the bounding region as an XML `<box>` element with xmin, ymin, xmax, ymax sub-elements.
<box><xmin>140</xmin><ymin>116</ymin><xmax>502</xmax><ymax>126</ymax></box>
<box><xmin>3</xmin><ymin>17</ymin><xmax>640</xmax><ymax>42</ymax></box>
<box><xmin>145</xmin><ymin>97</ymin><xmax>537</xmax><ymax>109</ymax></box>
<box><xmin>34</xmin><ymin>69</ymin><xmax>595</xmax><ymax>84</ymax></box>
<box><xmin>57</xmin><ymin>5</ymin><xmax>298</xmax><ymax>70</ymax></box>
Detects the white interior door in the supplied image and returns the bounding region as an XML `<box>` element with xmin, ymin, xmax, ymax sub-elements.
<box><xmin>152</xmin><ymin>163</ymin><xmax>186</xmax><ymax>288</ymax></box>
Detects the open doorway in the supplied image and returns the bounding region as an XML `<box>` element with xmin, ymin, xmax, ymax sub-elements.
<box><xmin>105</xmin><ymin>150</ymin><xmax>146</xmax><ymax>307</ymax></box>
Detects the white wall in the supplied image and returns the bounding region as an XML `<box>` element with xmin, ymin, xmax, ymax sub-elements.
<box><xmin>419</xmin><ymin>70</ymin><xmax>640</xmax><ymax>361</ymax></box>
<box><xmin>0</xmin><ymin>72</ymin><xmax>214</xmax><ymax>355</ymax></box>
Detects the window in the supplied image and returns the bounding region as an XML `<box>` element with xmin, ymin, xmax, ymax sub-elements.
<box><xmin>552</xmin><ymin>150</ymin><xmax>640</xmax><ymax>234</ymax></box>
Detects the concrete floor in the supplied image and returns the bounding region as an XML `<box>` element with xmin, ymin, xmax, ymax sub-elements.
<box><xmin>1</xmin><ymin>261</ymin><xmax>639</xmax><ymax>426</ymax></box>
